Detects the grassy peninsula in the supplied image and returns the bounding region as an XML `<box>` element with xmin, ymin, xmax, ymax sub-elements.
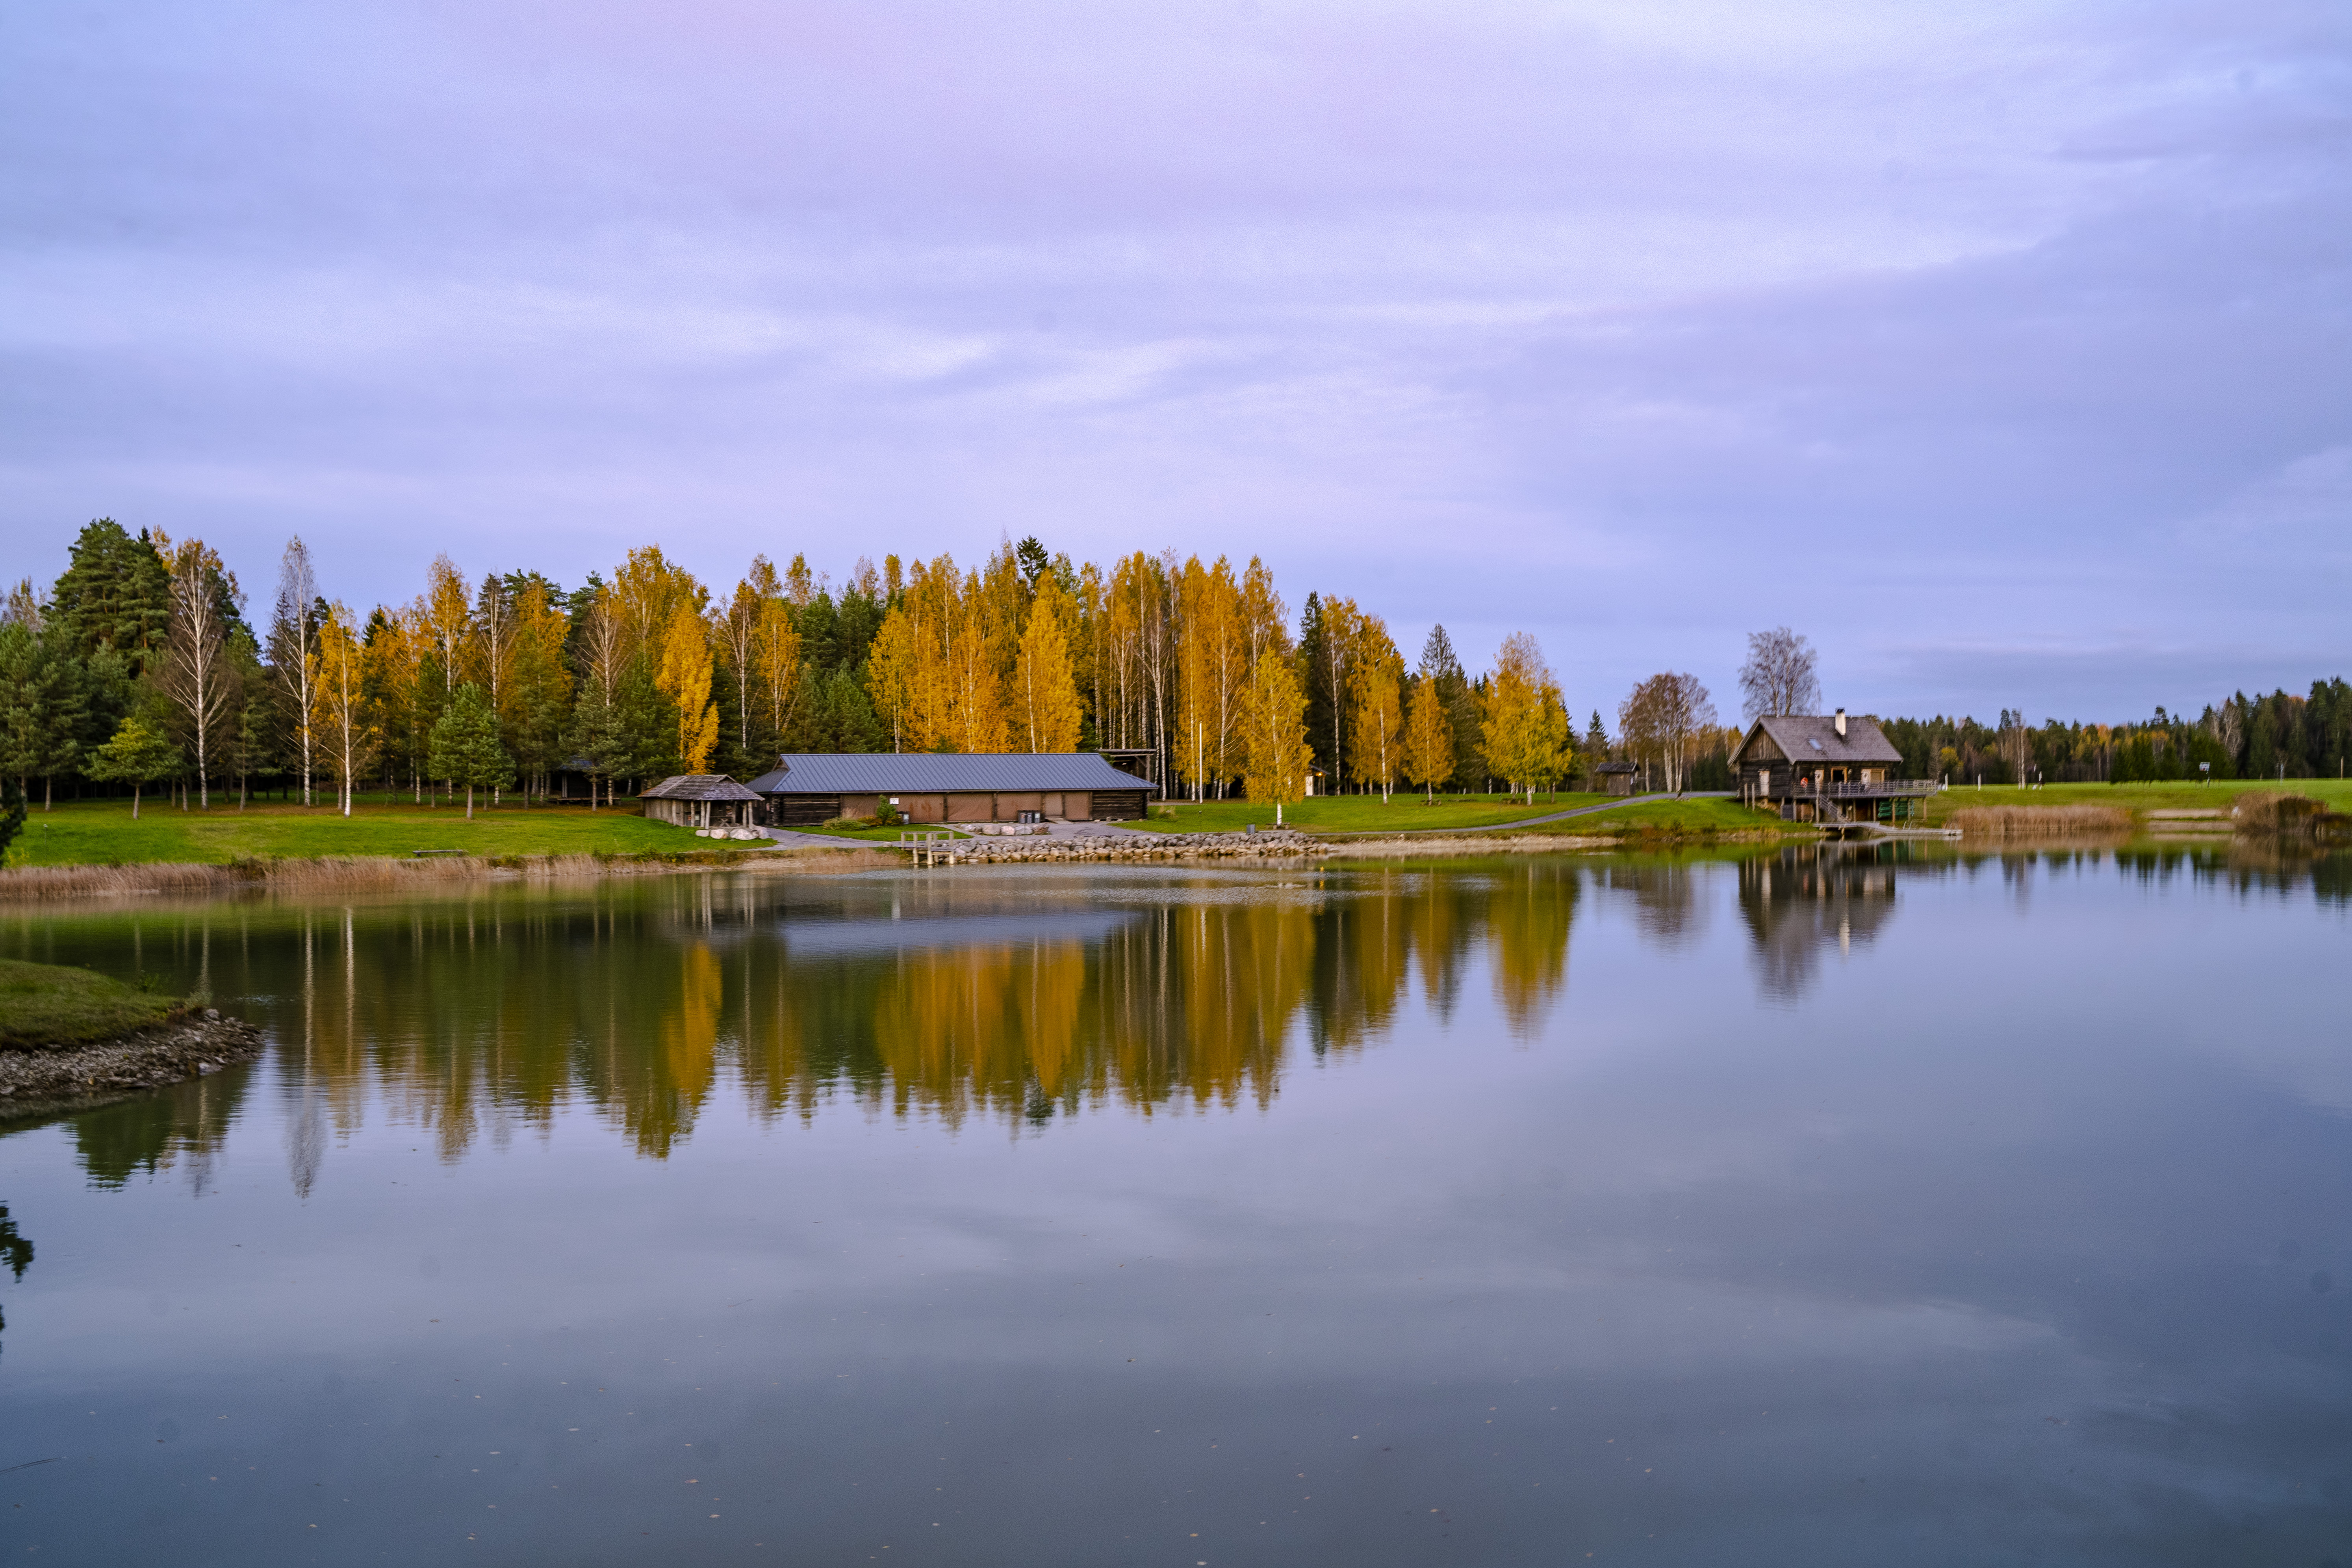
<box><xmin>0</xmin><ymin>959</ymin><xmax>183</xmax><ymax>1048</ymax></box>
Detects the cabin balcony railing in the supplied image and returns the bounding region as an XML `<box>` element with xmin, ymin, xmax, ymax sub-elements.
<box><xmin>1758</xmin><ymin>779</ymin><xmax>1943</xmax><ymax>798</ymax></box>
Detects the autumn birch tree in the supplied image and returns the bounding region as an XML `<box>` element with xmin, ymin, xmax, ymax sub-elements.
<box><xmin>1241</xmin><ymin>649</ymin><xmax>1312</xmax><ymax>809</ymax></box>
<box><xmin>752</xmin><ymin>594</ymin><xmax>802</xmax><ymax>757</ymax></box>
<box><xmin>1402</xmin><ymin>676</ymin><xmax>1454</xmax><ymax>801</ymax></box>
<box><xmin>1481</xmin><ymin>633</ymin><xmax>1572</xmax><ymax>804</ymax></box>
<box><xmin>156</xmin><ymin>532</ymin><xmax>241</xmax><ymax>808</ymax></box>
<box><xmin>268</xmin><ymin>536</ymin><xmax>319</xmax><ymax>805</ymax></box>
<box><xmin>656</xmin><ymin>605</ymin><xmax>720</xmax><ymax>773</ymax></box>
<box><xmin>1348</xmin><ymin>618</ymin><xmax>1405</xmax><ymax>802</ymax></box>
<box><xmin>1013</xmin><ymin>574</ymin><xmax>1083</xmax><ymax>752</ymax></box>
<box><xmin>310</xmin><ymin>604</ymin><xmax>375</xmax><ymax>816</ymax></box>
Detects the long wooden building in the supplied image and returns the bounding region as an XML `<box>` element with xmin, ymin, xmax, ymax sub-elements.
<box><xmin>744</xmin><ymin>753</ymin><xmax>1157</xmax><ymax>828</ymax></box>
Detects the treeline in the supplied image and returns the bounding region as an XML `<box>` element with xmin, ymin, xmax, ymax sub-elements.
<box><xmin>1</xmin><ymin>523</ymin><xmax>1638</xmax><ymax>816</ymax></box>
<box><xmin>8</xmin><ymin>521</ymin><xmax>2338</xmax><ymax>821</ymax></box>
<box><xmin>1880</xmin><ymin>688</ymin><xmax>2352</xmax><ymax>786</ymax></box>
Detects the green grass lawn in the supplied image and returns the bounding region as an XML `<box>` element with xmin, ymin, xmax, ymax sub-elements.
<box><xmin>4</xmin><ymin>797</ymin><xmax>692</xmax><ymax>868</ymax></box>
<box><xmin>1918</xmin><ymin>778</ymin><xmax>2352</xmax><ymax>825</ymax></box>
<box><xmin>1146</xmin><ymin>792</ymin><xmax>1614</xmax><ymax>835</ymax></box>
<box><xmin>0</xmin><ymin>958</ymin><xmax>183</xmax><ymax>1047</ymax></box>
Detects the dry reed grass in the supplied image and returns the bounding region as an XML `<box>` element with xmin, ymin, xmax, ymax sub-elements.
<box><xmin>2231</xmin><ymin>793</ymin><xmax>2352</xmax><ymax>840</ymax></box>
<box><xmin>1949</xmin><ymin>804</ymin><xmax>2133</xmax><ymax>838</ymax></box>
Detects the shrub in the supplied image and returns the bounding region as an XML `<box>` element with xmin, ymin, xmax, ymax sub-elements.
<box><xmin>2232</xmin><ymin>793</ymin><xmax>2350</xmax><ymax>839</ymax></box>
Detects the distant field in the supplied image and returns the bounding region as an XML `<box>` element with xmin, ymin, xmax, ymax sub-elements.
<box><xmin>1148</xmin><ymin>792</ymin><xmax>1612</xmax><ymax>835</ymax></box>
<box><xmin>4</xmin><ymin>798</ymin><xmax>686</xmax><ymax>868</ymax></box>
<box><xmin>1917</xmin><ymin>778</ymin><xmax>2352</xmax><ymax>826</ymax></box>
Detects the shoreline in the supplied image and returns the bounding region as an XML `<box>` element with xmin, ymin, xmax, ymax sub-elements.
<box><xmin>0</xmin><ymin>1012</ymin><xmax>265</xmax><ymax>1119</ymax></box>
<box><xmin>0</xmin><ymin>844</ymin><xmax>899</xmax><ymax>902</ymax></box>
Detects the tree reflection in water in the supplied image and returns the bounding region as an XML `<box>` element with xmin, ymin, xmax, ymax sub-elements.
<box><xmin>0</xmin><ymin>864</ymin><xmax>1581</xmax><ymax>1178</ymax></box>
<box><xmin>11</xmin><ymin>846</ymin><xmax>2338</xmax><ymax>1186</ymax></box>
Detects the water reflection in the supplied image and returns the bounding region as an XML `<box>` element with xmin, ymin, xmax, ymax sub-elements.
<box><xmin>0</xmin><ymin>1199</ymin><xmax>27</xmax><ymax>1362</ymax></box>
<box><xmin>6</xmin><ymin>846</ymin><xmax>2343</xmax><ymax>1192</ymax></box>
<box><xmin>0</xmin><ymin>864</ymin><xmax>1587</xmax><ymax>1181</ymax></box>
<box><xmin>1736</xmin><ymin>845</ymin><xmax>1905</xmax><ymax>1000</ymax></box>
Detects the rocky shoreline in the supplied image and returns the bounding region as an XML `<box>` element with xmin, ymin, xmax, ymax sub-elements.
<box><xmin>0</xmin><ymin>1012</ymin><xmax>266</xmax><ymax>1116</ymax></box>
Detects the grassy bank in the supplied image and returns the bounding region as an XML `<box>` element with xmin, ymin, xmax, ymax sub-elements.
<box><xmin>0</xmin><ymin>958</ymin><xmax>185</xmax><ymax>1047</ymax></box>
<box><xmin>4</xmin><ymin>797</ymin><xmax>687</xmax><ymax>868</ymax></box>
<box><xmin>1551</xmin><ymin>797</ymin><xmax>1796</xmax><ymax>838</ymax></box>
<box><xmin>1919</xmin><ymin>779</ymin><xmax>2352</xmax><ymax>827</ymax></box>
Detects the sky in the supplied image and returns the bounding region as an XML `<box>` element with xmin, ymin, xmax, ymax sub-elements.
<box><xmin>1</xmin><ymin>0</ymin><xmax>2346</xmax><ymax>724</ymax></box>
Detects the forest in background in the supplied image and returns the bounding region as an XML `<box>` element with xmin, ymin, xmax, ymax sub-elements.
<box><xmin>0</xmin><ymin>518</ymin><xmax>2345</xmax><ymax>819</ymax></box>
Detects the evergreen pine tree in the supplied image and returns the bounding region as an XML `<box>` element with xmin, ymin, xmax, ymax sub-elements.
<box><xmin>49</xmin><ymin>519</ymin><xmax>172</xmax><ymax>675</ymax></box>
<box><xmin>0</xmin><ymin>622</ymin><xmax>86</xmax><ymax>809</ymax></box>
<box><xmin>428</xmin><ymin>684</ymin><xmax>513</xmax><ymax>820</ymax></box>
<box><xmin>0</xmin><ymin>778</ymin><xmax>23</xmax><ymax>865</ymax></box>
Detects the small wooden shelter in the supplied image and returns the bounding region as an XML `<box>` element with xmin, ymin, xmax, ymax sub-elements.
<box><xmin>1594</xmin><ymin>761</ymin><xmax>1639</xmax><ymax>796</ymax></box>
<box><xmin>639</xmin><ymin>775</ymin><xmax>764</xmax><ymax>828</ymax></box>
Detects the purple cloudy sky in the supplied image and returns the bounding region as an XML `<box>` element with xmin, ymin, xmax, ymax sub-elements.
<box><xmin>2</xmin><ymin>0</ymin><xmax>2345</xmax><ymax>722</ymax></box>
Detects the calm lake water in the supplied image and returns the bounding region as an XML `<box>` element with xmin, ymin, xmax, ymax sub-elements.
<box><xmin>2</xmin><ymin>846</ymin><xmax>2350</xmax><ymax>1566</ymax></box>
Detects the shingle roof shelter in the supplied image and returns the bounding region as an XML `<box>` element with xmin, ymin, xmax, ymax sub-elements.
<box><xmin>745</xmin><ymin>753</ymin><xmax>1157</xmax><ymax>827</ymax></box>
<box><xmin>639</xmin><ymin>774</ymin><xmax>764</xmax><ymax>828</ymax></box>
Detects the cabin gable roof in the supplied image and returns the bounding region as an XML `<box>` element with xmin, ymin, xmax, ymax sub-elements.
<box><xmin>1736</xmin><ymin>715</ymin><xmax>1903</xmax><ymax>768</ymax></box>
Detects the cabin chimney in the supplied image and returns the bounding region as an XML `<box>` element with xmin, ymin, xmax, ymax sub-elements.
<box><xmin>1834</xmin><ymin>708</ymin><xmax>1847</xmax><ymax>738</ymax></box>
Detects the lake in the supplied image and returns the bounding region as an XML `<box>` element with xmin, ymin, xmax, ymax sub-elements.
<box><xmin>2</xmin><ymin>845</ymin><xmax>2349</xmax><ymax>1566</ymax></box>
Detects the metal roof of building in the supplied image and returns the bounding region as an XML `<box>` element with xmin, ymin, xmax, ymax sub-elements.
<box><xmin>744</xmin><ymin>753</ymin><xmax>1161</xmax><ymax>795</ymax></box>
<box><xmin>638</xmin><ymin>774</ymin><xmax>765</xmax><ymax>801</ymax></box>
<box><xmin>1740</xmin><ymin>714</ymin><xmax>1904</xmax><ymax>766</ymax></box>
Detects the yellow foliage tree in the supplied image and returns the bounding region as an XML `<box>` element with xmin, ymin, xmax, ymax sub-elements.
<box><xmin>657</xmin><ymin>605</ymin><xmax>720</xmax><ymax>773</ymax></box>
<box><xmin>752</xmin><ymin>596</ymin><xmax>802</xmax><ymax>753</ymax></box>
<box><xmin>1013</xmin><ymin>575</ymin><xmax>1084</xmax><ymax>753</ymax></box>
<box><xmin>611</xmin><ymin>545</ymin><xmax>703</xmax><ymax>659</ymax></box>
<box><xmin>1480</xmin><ymin>631</ymin><xmax>1573</xmax><ymax>804</ymax></box>
<box><xmin>1347</xmin><ymin>615</ymin><xmax>1404</xmax><ymax>802</ymax></box>
<box><xmin>866</xmin><ymin>605</ymin><xmax>918</xmax><ymax>753</ymax></box>
<box><xmin>308</xmin><ymin>603</ymin><xmax>376</xmax><ymax>818</ymax></box>
<box><xmin>1176</xmin><ymin>556</ymin><xmax>1247</xmax><ymax>800</ymax></box>
<box><xmin>1402</xmin><ymin>676</ymin><xmax>1455</xmax><ymax>801</ymax></box>
<box><xmin>420</xmin><ymin>554</ymin><xmax>472</xmax><ymax>699</ymax></box>
<box><xmin>1241</xmin><ymin>649</ymin><xmax>1313</xmax><ymax>808</ymax></box>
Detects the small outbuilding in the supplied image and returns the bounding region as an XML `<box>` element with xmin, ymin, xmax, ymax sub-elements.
<box><xmin>744</xmin><ymin>753</ymin><xmax>1157</xmax><ymax>828</ymax></box>
<box><xmin>640</xmin><ymin>774</ymin><xmax>765</xmax><ymax>829</ymax></box>
<box><xmin>1594</xmin><ymin>761</ymin><xmax>1639</xmax><ymax>796</ymax></box>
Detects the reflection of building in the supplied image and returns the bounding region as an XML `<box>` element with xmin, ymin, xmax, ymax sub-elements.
<box><xmin>640</xmin><ymin>774</ymin><xmax>765</xmax><ymax>828</ymax></box>
<box><xmin>745</xmin><ymin>753</ymin><xmax>1156</xmax><ymax>828</ymax></box>
<box><xmin>1736</xmin><ymin>844</ymin><xmax>1906</xmax><ymax>999</ymax></box>
<box><xmin>1734</xmin><ymin>712</ymin><xmax>1937</xmax><ymax>825</ymax></box>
